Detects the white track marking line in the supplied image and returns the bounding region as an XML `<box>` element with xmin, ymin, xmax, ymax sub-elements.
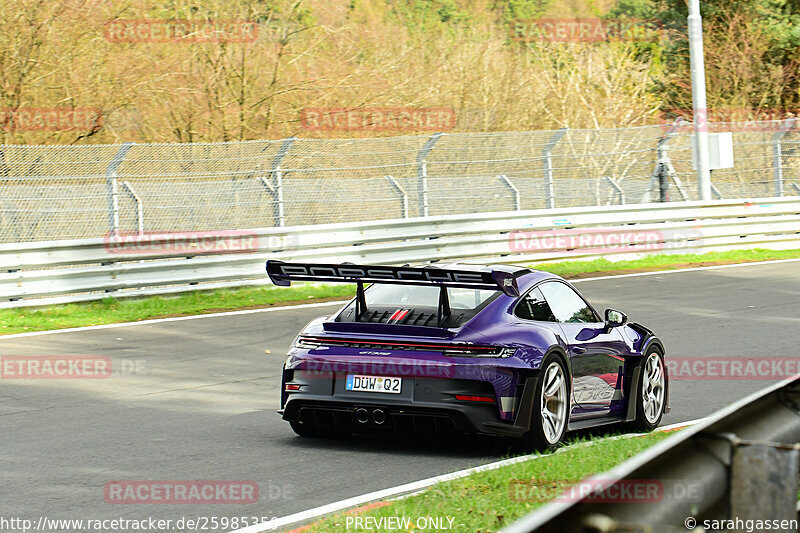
<box><xmin>657</xmin><ymin>417</ymin><xmax>707</xmax><ymax>432</ymax></box>
<box><xmin>230</xmin><ymin>419</ymin><xmax>704</xmax><ymax>533</ymax></box>
<box><xmin>0</xmin><ymin>301</ymin><xmax>349</xmax><ymax>340</ymax></box>
<box><xmin>568</xmin><ymin>257</ymin><xmax>800</xmax><ymax>284</ymax></box>
<box><xmin>4</xmin><ymin>256</ymin><xmax>799</xmax><ymax>340</ymax></box>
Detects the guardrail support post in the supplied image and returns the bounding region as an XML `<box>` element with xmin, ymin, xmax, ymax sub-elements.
<box><xmin>268</xmin><ymin>137</ymin><xmax>295</xmax><ymax>227</ymax></box>
<box><xmin>121</xmin><ymin>181</ymin><xmax>144</xmax><ymax>235</ymax></box>
<box><xmin>543</xmin><ymin>128</ymin><xmax>567</xmax><ymax>209</ymax></box>
<box><xmin>603</xmin><ymin>176</ymin><xmax>625</xmax><ymax>205</ymax></box>
<box><xmin>730</xmin><ymin>440</ymin><xmax>800</xmax><ymax>525</ymax></box>
<box><xmin>105</xmin><ymin>142</ymin><xmax>134</xmax><ymax>237</ymax></box>
<box><xmin>497</xmin><ymin>175</ymin><xmax>521</xmax><ymax>210</ymax></box>
<box><xmin>417</xmin><ymin>133</ymin><xmax>443</xmax><ymax>217</ymax></box>
<box><xmin>385</xmin><ymin>175</ymin><xmax>408</xmax><ymax>218</ymax></box>
<box><xmin>772</xmin><ymin>118</ymin><xmax>797</xmax><ymax>198</ymax></box>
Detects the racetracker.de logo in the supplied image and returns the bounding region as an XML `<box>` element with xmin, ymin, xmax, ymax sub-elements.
<box><xmin>510</xmin><ymin>18</ymin><xmax>663</xmax><ymax>43</ymax></box>
<box><xmin>103</xmin><ymin>481</ymin><xmax>259</xmax><ymax>504</ymax></box>
<box><xmin>666</xmin><ymin>357</ymin><xmax>800</xmax><ymax>380</ymax></box>
<box><xmin>300</xmin><ymin>107</ymin><xmax>456</xmax><ymax>132</ymax></box>
<box><xmin>104</xmin><ymin>19</ymin><xmax>259</xmax><ymax>43</ymax></box>
<box><xmin>104</xmin><ymin>231</ymin><xmax>261</xmax><ymax>256</ymax></box>
<box><xmin>660</xmin><ymin>108</ymin><xmax>799</xmax><ymax>133</ymax></box>
<box><xmin>0</xmin><ymin>108</ymin><xmax>102</xmax><ymax>132</ymax></box>
<box><xmin>509</xmin><ymin>478</ymin><xmax>663</xmax><ymax>503</ymax></box>
<box><xmin>507</xmin><ymin>228</ymin><xmax>704</xmax><ymax>255</ymax></box>
<box><xmin>299</xmin><ymin>360</ymin><xmax>454</xmax><ymax>379</ymax></box>
<box><xmin>1</xmin><ymin>356</ymin><xmax>111</xmax><ymax>379</ymax></box>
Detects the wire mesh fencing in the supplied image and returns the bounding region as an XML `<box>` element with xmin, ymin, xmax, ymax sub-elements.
<box><xmin>1</xmin><ymin>120</ymin><xmax>798</xmax><ymax>243</ymax></box>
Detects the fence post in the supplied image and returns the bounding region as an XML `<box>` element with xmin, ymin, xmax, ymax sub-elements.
<box><xmin>497</xmin><ymin>175</ymin><xmax>521</xmax><ymax>210</ymax></box>
<box><xmin>269</xmin><ymin>137</ymin><xmax>295</xmax><ymax>227</ymax></box>
<box><xmin>646</xmin><ymin>119</ymin><xmax>683</xmax><ymax>203</ymax></box>
<box><xmin>417</xmin><ymin>133</ymin><xmax>443</xmax><ymax>217</ymax></box>
<box><xmin>121</xmin><ymin>181</ymin><xmax>143</xmax><ymax>235</ymax></box>
<box><xmin>105</xmin><ymin>142</ymin><xmax>134</xmax><ymax>237</ymax></box>
<box><xmin>772</xmin><ymin>117</ymin><xmax>797</xmax><ymax>198</ymax></box>
<box><xmin>542</xmin><ymin>128</ymin><xmax>567</xmax><ymax>209</ymax></box>
<box><xmin>385</xmin><ymin>176</ymin><xmax>408</xmax><ymax>218</ymax></box>
<box><xmin>602</xmin><ymin>177</ymin><xmax>625</xmax><ymax>205</ymax></box>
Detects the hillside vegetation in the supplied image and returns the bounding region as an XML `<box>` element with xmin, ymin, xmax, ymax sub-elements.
<box><xmin>1</xmin><ymin>0</ymin><xmax>799</xmax><ymax>144</ymax></box>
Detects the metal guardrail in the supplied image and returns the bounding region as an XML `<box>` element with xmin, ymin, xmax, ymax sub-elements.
<box><xmin>502</xmin><ymin>375</ymin><xmax>800</xmax><ymax>533</ymax></box>
<box><xmin>1</xmin><ymin>197</ymin><xmax>800</xmax><ymax>308</ymax></box>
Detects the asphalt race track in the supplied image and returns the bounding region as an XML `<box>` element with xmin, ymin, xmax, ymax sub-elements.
<box><xmin>1</xmin><ymin>261</ymin><xmax>799</xmax><ymax>526</ymax></box>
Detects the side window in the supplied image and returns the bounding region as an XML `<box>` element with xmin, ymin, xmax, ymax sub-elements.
<box><xmin>515</xmin><ymin>287</ymin><xmax>556</xmax><ymax>322</ymax></box>
<box><xmin>538</xmin><ymin>282</ymin><xmax>599</xmax><ymax>323</ymax></box>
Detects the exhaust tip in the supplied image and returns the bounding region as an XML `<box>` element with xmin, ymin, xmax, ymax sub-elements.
<box><xmin>355</xmin><ymin>408</ymin><xmax>370</xmax><ymax>424</ymax></box>
<box><xmin>372</xmin><ymin>408</ymin><xmax>386</xmax><ymax>425</ymax></box>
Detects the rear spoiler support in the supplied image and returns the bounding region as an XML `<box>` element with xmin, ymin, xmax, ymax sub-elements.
<box><xmin>437</xmin><ymin>286</ymin><xmax>451</xmax><ymax>328</ymax></box>
<box><xmin>355</xmin><ymin>281</ymin><xmax>367</xmax><ymax>321</ymax></box>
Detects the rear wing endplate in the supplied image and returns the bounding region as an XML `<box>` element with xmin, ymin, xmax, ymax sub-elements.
<box><xmin>266</xmin><ymin>261</ymin><xmax>520</xmax><ymax>297</ymax></box>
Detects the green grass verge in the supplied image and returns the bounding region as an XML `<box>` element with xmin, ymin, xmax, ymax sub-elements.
<box><xmin>2</xmin><ymin>248</ymin><xmax>798</xmax><ymax>335</ymax></box>
<box><xmin>0</xmin><ymin>284</ymin><xmax>355</xmax><ymax>335</ymax></box>
<box><xmin>533</xmin><ymin>248</ymin><xmax>800</xmax><ymax>277</ymax></box>
<box><xmin>304</xmin><ymin>431</ymin><xmax>674</xmax><ymax>532</ymax></box>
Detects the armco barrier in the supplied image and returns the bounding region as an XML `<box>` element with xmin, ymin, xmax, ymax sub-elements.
<box><xmin>1</xmin><ymin>197</ymin><xmax>799</xmax><ymax>308</ymax></box>
<box><xmin>501</xmin><ymin>375</ymin><xmax>800</xmax><ymax>533</ymax></box>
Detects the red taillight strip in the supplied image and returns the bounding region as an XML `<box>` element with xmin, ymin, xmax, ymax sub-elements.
<box><xmin>298</xmin><ymin>336</ymin><xmax>499</xmax><ymax>353</ymax></box>
<box><xmin>285</xmin><ymin>384</ymin><xmax>301</xmax><ymax>391</ymax></box>
<box><xmin>455</xmin><ymin>395</ymin><xmax>496</xmax><ymax>403</ymax></box>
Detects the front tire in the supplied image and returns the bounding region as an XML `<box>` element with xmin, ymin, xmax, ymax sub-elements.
<box><xmin>520</xmin><ymin>356</ymin><xmax>570</xmax><ymax>451</ymax></box>
<box><xmin>629</xmin><ymin>349</ymin><xmax>667</xmax><ymax>432</ymax></box>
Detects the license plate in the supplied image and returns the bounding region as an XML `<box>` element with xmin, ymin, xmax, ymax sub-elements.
<box><xmin>345</xmin><ymin>374</ymin><xmax>402</xmax><ymax>394</ymax></box>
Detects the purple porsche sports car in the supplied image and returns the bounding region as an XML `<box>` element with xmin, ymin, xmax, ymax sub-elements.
<box><xmin>268</xmin><ymin>261</ymin><xmax>669</xmax><ymax>450</ymax></box>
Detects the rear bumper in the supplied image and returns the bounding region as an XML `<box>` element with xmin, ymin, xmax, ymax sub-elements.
<box><xmin>283</xmin><ymin>398</ymin><xmax>488</xmax><ymax>437</ymax></box>
<box><xmin>281</xmin><ymin>373</ymin><xmax>538</xmax><ymax>438</ymax></box>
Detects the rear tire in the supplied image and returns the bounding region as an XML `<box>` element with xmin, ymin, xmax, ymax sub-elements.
<box><xmin>629</xmin><ymin>349</ymin><xmax>667</xmax><ymax>432</ymax></box>
<box><xmin>520</xmin><ymin>355</ymin><xmax>570</xmax><ymax>452</ymax></box>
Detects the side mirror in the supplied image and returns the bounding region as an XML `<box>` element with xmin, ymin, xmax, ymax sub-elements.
<box><xmin>605</xmin><ymin>308</ymin><xmax>628</xmax><ymax>329</ymax></box>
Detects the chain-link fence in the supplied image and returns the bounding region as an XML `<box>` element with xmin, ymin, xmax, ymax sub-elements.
<box><xmin>1</xmin><ymin>120</ymin><xmax>799</xmax><ymax>243</ymax></box>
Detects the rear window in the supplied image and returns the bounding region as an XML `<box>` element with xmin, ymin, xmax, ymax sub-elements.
<box><xmin>337</xmin><ymin>284</ymin><xmax>499</xmax><ymax>327</ymax></box>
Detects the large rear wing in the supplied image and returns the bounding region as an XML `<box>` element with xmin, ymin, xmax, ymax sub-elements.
<box><xmin>266</xmin><ymin>261</ymin><xmax>520</xmax><ymax>297</ymax></box>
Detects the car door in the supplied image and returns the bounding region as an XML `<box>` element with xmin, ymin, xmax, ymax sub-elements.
<box><xmin>538</xmin><ymin>281</ymin><xmax>628</xmax><ymax>419</ymax></box>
